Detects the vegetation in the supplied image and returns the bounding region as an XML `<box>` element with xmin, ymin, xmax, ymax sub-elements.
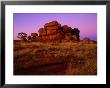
<box><xmin>14</xmin><ymin>41</ymin><xmax>97</xmax><ymax>75</ymax></box>
<box><xmin>17</xmin><ymin>32</ymin><xmax>27</xmax><ymax>41</ymax></box>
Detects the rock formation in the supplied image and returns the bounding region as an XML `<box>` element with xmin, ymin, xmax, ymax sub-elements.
<box><xmin>38</xmin><ymin>21</ymin><xmax>80</xmax><ymax>42</ymax></box>
<box><xmin>17</xmin><ymin>21</ymin><xmax>97</xmax><ymax>44</ymax></box>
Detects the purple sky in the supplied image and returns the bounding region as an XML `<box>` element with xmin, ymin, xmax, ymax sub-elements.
<box><xmin>14</xmin><ymin>13</ymin><xmax>97</xmax><ymax>41</ymax></box>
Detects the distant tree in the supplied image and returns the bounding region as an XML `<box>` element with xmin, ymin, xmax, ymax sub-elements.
<box><xmin>71</xmin><ymin>28</ymin><xmax>80</xmax><ymax>37</ymax></box>
<box><xmin>31</xmin><ymin>33</ymin><xmax>38</xmax><ymax>41</ymax></box>
<box><xmin>71</xmin><ymin>28</ymin><xmax>80</xmax><ymax>41</ymax></box>
<box><xmin>17</xmin><ymin>32</ymin><xmax>27</xmax><ymax>41</ymax></box>
<box><xmin>27</xmin><ymin>36</ymin><xmax>32</xmax><ymax>41</ymax></box>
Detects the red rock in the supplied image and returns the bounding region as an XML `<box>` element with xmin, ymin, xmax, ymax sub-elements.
<box><xmin>38</xmin><ymin>28</ymin><xmax>47</xmax><ymax>36</ymax></box>
<box><xmin>46</xmin><ymin>29</ymin><xmax>58</xmax><ymax>35</ymax></box>
<box><xmin>46</xmin><ymin>24</ymin><xmax>61</xmax><ymax>30</ymax></box>
<box><xmin>44</xmin><ymin>21</ymin><xmax>59</xmax><ymax>27</ymax></box>
<box><xmin>37</xmin><ymin>21</ymin><xmax>80</xmax><ymax>42</ymax></box>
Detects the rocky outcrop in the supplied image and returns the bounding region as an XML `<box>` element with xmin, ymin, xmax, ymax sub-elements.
<box><xmin>81</xmin><ymin>37</ymin><xmax>96</xmax><ymax>44</ymax></box>
<box><xmin>38</xmin><ymin>28</ymin><xmax>46</xmax><ymax>36</ymax></box>
<box><xmin>38</xmin><ymin>21</ymin><xmax>80</xmax><ymax>42</ymax></box>
<box><xmin>38</xmin><ymin>21</ymin><xmax>63</xmax><ymax>42</ymax></box>
<box><xmin>44</xmin><ymin>21</ymin><xmax>59</xmax><ymax>27</ymax></box>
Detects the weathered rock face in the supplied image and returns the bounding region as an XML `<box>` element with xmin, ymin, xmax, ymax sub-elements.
<box><xmin>44</xmin><ymin>21</ymin><xmax>59</xmax><ymax>27</ymax></box>
<box><xmin>38</xmin><ymin>28</ymin><xmax>46</xmax><ymax>36</ymax></box>
<box><xmin>38</xmin><ymin>21</ymin><xmax>63</xmax><ymax>42</ymax></box>
<box><xmin>38</xmin><ymin>21</ymin><xmax>80</xmax><ymax>42</ymax></box>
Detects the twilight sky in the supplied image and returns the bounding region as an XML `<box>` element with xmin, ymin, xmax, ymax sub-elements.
<box><xmin>14</xmin><ymin>13</ymin><xmax>97</xmax><ymax>41</ymax></box>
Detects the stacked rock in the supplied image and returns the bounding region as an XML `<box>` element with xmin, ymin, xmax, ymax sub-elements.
<box><xmin>38</xmin><ymin>21</ymin><xmax>80</xmax><ymax>42</ymax></box>
<box><xmin>38</xmin><ymin>28</ymin><xmax>46</xmax><ymax>36</ymax></box>
<box><xmin>38</xmin><ymin>21</ymin><xmax>64</xmax><ymax>42</ymax></box>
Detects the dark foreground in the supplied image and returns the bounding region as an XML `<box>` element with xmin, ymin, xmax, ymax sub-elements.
<box><xmin>14</xmin><ymin>41</ymin><xmax>97</xmax><ymax>75</ymax></box>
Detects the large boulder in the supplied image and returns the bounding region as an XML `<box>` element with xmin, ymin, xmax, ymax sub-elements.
<box><xmin>38</xmin><ymin>21</ymin><xmax>64</xmax><ymax>42</ymax></box>
<box><xmin>44</xmin><ymin>21</ymin><xmax>59</xmax><ymax>27</ymax></box>
<box><xmin>49</xmin><ymin>32</ymin><xmax>64</xmax><ymax>42</ymax></box>
<box><xmin>41</xmin><ymin>35</ymin><xmax>48</xmax><ymax>41</ymax></box>
<box><xmin>46</xmin><ymin>29</ymin><xmax>58</xmax><ymax>35</ymax></box>
<box><xmin>41</xmin><ymin>32</ymin><xmax>64</xmax><ymax>42</ymax></box>
<box><xmin>38</xmin><ymin>28</ymin><xmax>47</xmax><ymax>36</ymax></box>
<box><xmin>46</xmin><ymin>24</ymin><xmax>61</xmax><ymax>30</ymax></box>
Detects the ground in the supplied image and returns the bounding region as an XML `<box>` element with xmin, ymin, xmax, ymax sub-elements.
<box><xmin>14</xmin><ymin>41</ymin><xmax>97</xmax><ymax>75</ymax></box>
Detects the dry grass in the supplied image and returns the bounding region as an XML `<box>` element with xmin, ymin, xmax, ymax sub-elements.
<box><xmin>14</xmin><ymin>41</ymin><xmax>97</xmax><ymax>75</ymax></box>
